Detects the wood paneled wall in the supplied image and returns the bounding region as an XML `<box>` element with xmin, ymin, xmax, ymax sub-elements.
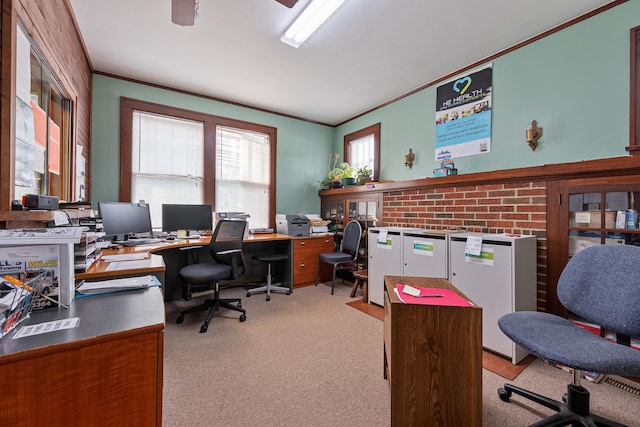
<box><xmin>0</xmin><ymin>0</ymin><xmax>92</xmax><ymax>207</ymax></box>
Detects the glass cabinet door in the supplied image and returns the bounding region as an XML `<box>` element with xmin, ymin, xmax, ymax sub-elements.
<box><xmin>568</xmin><ymin>190</ymin><xmax>640</xmax><ymax>259</ymax></box>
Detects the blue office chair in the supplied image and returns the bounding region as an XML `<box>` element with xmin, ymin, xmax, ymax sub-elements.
<box><xmin>497</xmin><ymin>244</ymin><xmax>640</xmax><ymax>427</ymax></box>
<box><xmin>176</xmin><ymin>220</ymin><xmax>247</xmax><ymax>333</ymax></box>
<box><xmin>314</xmin><ymin>220</ymin><xmax>363</xmax><ymax>295</ymax></box>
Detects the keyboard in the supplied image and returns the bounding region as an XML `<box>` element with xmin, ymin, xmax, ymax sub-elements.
<box><xmin>118</xmin><ymin>238</ymin><xmax>163</xmax><ymax>246</ymax></box>
<box><xmin>250</xmin><ymin>228</ymin><xmax>274</xmax><ymax>234</ymax></box>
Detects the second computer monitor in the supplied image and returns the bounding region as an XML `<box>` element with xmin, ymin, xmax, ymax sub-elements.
<box><xmin>162</xmin><ymin>204</ymin><xmax>213</xmax><ymax>233</ymax></box>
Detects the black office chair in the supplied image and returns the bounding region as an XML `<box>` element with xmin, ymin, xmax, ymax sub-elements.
<box><xmin>246</xmin><ymin>253</ymin><xmax>291</xmax><ymax>301</ymax></box>
<box><xmin>176</xmin><ymin>220</ymin><xmax>248</xmax><ymax>333</ymax></box>
<box><xmin>497</xmin><ymin>244</ymin><xmax>640</xmax><ymax>427</ymax></box>
<box><xmin>314</xmin><ymin>220</ymin><xmax>363</xmax><ymax>295</ymax></box>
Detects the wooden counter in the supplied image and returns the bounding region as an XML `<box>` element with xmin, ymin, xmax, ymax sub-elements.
<box><xmin>383</xmin><ymin>276</ymin><xmax>482</xmax><ymax>426</ymax></box>
<box><xmin>0</xmin><ymin>287</ymin><xmax>165</xmax><ymax>426</ymax></box>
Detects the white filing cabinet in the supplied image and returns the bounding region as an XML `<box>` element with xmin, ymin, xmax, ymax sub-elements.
<box><xmin>448</xmin><ymin>232</ymin><xmax>537</xmax><ymax>364</ymax></box>
<box><xmin>402</xmin><ymin>229</ymin><xmax>452</xmax><ymax>278</ymax></box>
<box><xmin>368</xmin><ymin>227</ymin><xmax>418</xmax><ymax>306</ymax></box>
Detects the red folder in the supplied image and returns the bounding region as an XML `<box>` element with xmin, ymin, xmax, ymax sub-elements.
<box><xmin>395</xmin><ymin>284</ymin><xmax>474</xmax><ymax>307</ymax></box>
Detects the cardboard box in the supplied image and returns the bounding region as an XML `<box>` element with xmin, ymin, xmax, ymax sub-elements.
<box><xmin>569</xmin><ymin>211</ymin><xmax>616</xmax><ymax>229</ymax></box>
<box><xmin>568</xmin><ymin>236</ymin><xmax>625</xmax><ymax>256</ymax></box>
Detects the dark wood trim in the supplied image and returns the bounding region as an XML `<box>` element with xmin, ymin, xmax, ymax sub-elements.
<box><xmin>335</xmin><ymin>0</ymin><xmax>628</xmax><ymax>127</ymax></box>
<box><xmin>119</xmin><ymin>97</ymin><xmax>277</xmax><ymax>227</ymax></box>
<box><xmin>0</xmin><ymin>0</ymin><xmax>17</xmax><ymax>209</ymax></box>
<box><xmin>628</xmin><ymin>25</ymin><xmax>640</xmax><ymax>154</ymax></box>
<box><xmin>319</xmin><ymin>155</ymin><xmax>640</xmax><ymax>197</ymax></box>
<box><xmin>343</xmin><ymin>122</ymin><xmax>380</xmax><ymax>181</ymax></box>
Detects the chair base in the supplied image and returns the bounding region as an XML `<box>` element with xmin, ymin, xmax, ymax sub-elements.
<box><xmin>498</xmin><ymin>382</ymin><xmax>627</xmax><ymax>427</ymax></box>
<box><xmin>246</xmin><ymin>277</ymin><xmax>290</xmax><ymax>301</ymax></box>
<box><xmin>176</xmin><ymin>284</ymin><xmax>246</xmax><ymax>333</ymax></box>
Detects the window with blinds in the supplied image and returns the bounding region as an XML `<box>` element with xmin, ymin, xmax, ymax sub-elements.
<box><xmin>131</xmin><ymin>111</ymin><xmax>204</xmax><ymax>227</ymax></box>
<box><xmin>216</xmin><ymin>126</ymin><xmax>271</xmax><ymax>229</ymax></box>
<box><xmin>121</xmin><ymin>98</ymin><xmax>276</xmax><ymax>231</ymax></box>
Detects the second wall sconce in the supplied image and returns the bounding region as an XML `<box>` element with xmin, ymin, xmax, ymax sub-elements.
<box><xmin>526</xmin><ymin>120</ymin><xmax>542</xmax><ymax>151</ymax></box>
<box><xmin>404</xmin><ymin>148</ymin><xmax>415</xmax><ymax>169</ymax></box>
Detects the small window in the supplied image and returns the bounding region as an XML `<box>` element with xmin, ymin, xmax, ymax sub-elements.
<box><xmin>344</xmin><ymin>123</ymin><xmax>380</xmax><ymax>181</ymax></box>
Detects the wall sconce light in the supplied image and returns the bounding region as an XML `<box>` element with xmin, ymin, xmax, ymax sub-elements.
<box><xmin>404</xmin><ymin>148</ymin><xmax>415</xmax><ymax>169</ymax></box>
<box><xmin>526</xmin><ymin>120</ymin><xmax>542</xmax><ymax>151</ymax></box>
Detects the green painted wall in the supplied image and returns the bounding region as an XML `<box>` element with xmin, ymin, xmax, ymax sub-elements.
<box><xmin>335</xmin><ymin>2</ymin><xmax>638</xmax><ymax>181</ymax></box>
<box><xmin>92</xmin><ymin>1</ymin><xmax>637</xmax><ymax>215</ymax></box>
<box><xmin>91</xmin><ymin>75</ymin><xmax>333</xmax><ymax>215</ymax></box>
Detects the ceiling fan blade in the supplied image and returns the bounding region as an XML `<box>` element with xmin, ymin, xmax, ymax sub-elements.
<box><xmin>172</xmin><ymin>0</ymin><xmax>195</xmax><ymax>26</ymax></box>
<box><xmin>275</xmin><ymin>0</ymin><xmax>299</xmax><ymax>8</ymax></box>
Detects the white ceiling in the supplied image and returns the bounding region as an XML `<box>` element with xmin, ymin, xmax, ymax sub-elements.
<box><xmin>69</xmin><ymin>0</ymin><xmax>616</xmax><ymax>126</ymax></box>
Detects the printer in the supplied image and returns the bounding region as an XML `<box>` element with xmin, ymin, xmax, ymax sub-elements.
<box><xmin>275</xmin><ymin>214</ymin><xmax>310</xmax><ymax>237</ymax></box>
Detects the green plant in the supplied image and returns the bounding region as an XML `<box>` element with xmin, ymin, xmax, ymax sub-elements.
<box><xmin>328</xmin><ymin>161</ymin><xmax>355</xmax><ymax>181</ymax></box>
<box><xmin>320</xmin><ymin>154</ymin><xmax>354</xmax><ymax>188</ymax></box>
<box><xmin>356</xmin><ymin>165</ymin><xmax>372</xmax><ymax>177</ymax></box>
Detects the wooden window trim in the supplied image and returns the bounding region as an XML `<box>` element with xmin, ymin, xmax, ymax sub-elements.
<box><xmin>627</xmin><ymin>25</ymin><xmax>640</xmax><ymax>154</ymax></box>
<box><xmin>343</xmin><ymin>123</ymin><xmax>380</xmax><ymax>181</ymax></box>
<box><xmin>119</xmin><ymin>97</ymin><xmax>277</xmax><ymax>226</ymax></box>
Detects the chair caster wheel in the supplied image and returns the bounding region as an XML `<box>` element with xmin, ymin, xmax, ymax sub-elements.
<box><xmin>562</xmin><ymin>393</ymin><xmax>567</xmax><ymax>403</ymax></box>
<box><xmin>176</xmin><ymin>315</ymin><xmax>184</xmax><ymax>324</ymax></box>
<box><xmin>199</xmin><ymin>324</ymin><xmax>208</xmax><ymax>333</ymax></box>
<box><xmin>286</xmin><ymin>290</ymin><xmax>291</xmax><ymax>295</ymax></box>
<box><xmin>237</xmin><ymin>302</ymin><xmax>242</xmax><ymax>308</ymax></box>
<box><xmin>239</xmin><ymin>314</ymin><xmax>247</xmax><ymax>322</ymax></box>
<box><xmin>498</xmin><ymin>388</ymin><xmax>511</xmax><ymax>402</ymax></box>
<box><xmin>266</xmin><ymin>295</ymin><xmax>271</xmax><ymax>301</ymax></box>
<box><xmin>246</xmin><ymin>292</ymin><xmax>251</xmax><ymax>297</ymax></box>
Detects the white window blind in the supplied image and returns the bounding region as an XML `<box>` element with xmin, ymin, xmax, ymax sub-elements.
<box><xmin>348</xmin><ymin>133</ymin><xmax>374</xmax><ymax>172</ymax></box>
<box><xmin>132</xmin><ymin>111</ymin><xmax>204</xmax><ymax>228</ymax></box>
<box><xmin>216</xmin><ymin>126</ymin><xmax>270</xmax><ymax>229</ymax></box>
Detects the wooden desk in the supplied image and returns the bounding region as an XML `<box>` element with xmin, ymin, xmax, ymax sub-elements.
<box><xmin>383</xmin><ymin>276</ymin><xmax>482</xmax><ymax>426</ymax></box>
<box><xmin>77</xmin><ymin>233</ymin><xmax>294</xmax><ymax>300</ymax></box>
<box><xmin>0</xmin><ymin>287</ymin><xmax>165</xmax><ymax>426</ymax></box>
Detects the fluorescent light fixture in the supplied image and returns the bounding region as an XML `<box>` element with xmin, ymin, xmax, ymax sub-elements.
<box><xmin>281</xmin><ymin>0</ymin><xmax>347</xmax><ymax>48</ymax></box>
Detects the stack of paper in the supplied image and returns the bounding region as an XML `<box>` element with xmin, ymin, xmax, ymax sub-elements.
<box><xmin>76</xmin><ymin>275</ymin><xmax>156</xmax><ymax>294</ymax></box>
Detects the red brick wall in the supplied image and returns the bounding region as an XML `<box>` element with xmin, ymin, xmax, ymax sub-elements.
<box><xmin>382</xmin><ymin>181</ymin><xmax>548</xmax><ymax>311</ymax></box>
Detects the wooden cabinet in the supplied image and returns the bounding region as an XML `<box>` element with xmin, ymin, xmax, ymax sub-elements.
<box><xmin>0</xmin><ymin>288</ymin><xmax>164</xmax><ymax>426</ymax></box>
<box><xmin>319</xmin><ymin>191</ymin><xmax>382</xmax><ymax>269</ymax></box>
<box><xmin>383</xmin><ymin>276</ymin><xmax>482</xmax><ymax>427</ymax></box>
<box><xmin>292</xmin><ymin>235</ymin><xmax>334</xmax><ymax>287</ymax></box>
<box><xmin>547</xmin><ymin>176</ymin><xmax>640</xmax><ymax>315</ymax></box>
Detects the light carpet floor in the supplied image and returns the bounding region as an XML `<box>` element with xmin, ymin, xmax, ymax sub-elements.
<box><xmin>162</xmin><ymin>281</ymin><xmax>640</xmax><ymax>427</ymax></box>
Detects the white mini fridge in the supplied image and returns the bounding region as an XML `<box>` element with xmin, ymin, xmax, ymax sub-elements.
<box><xmin>448</xmin><ymin>232</ymin><xmax>537</xmax><ymax>364</ymax></box>
<box><xmin>402</xmin><ymin>229</ymin><xmax>452</xmax><ymax>278</ymax></box>
<box><xmin>367</xmin><ymin>227</ymin><xmax>419</xmax><ymax>306</ymax></box>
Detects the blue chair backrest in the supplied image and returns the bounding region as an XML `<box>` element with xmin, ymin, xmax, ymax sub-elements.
<box><xmin>557</xmin><ymin>244</ymin><xmax>640</xmax><ymax>337</ymax></box>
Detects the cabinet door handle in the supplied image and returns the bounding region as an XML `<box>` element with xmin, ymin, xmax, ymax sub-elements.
<box><xmin>300</xmin><ymin>263</ymin><xmax>305</xmax><ymax>268</ymax></box>
<box><xmin>300</xmin><ymin>241</ymin><xmax>305</xmax><ymax>245</ymax></box>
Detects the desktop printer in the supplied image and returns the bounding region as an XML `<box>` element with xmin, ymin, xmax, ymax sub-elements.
<box><xmin>275</xmin><ymin>214</ymin><xmax>310</xmax><ymax>237</ymax></box>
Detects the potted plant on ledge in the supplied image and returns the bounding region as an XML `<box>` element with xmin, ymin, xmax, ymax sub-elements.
<box><xmin>320</xmin><ymin>154</ymin><xmax>356</xmax><ymax>189</ymax></box>
<box><xmin>355</xmin><ymin>165</ymin><xmax>372</xmax><ymax>185</ymax></box>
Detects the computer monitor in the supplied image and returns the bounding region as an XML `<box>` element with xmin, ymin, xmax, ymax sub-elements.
<box><xmin>98</xmin><ymin>202</ymin><xmax>153</xmax><ymax>241</ymax></box>
<box><xmin>162</xmin><ymin>204</ymin><xmax>213</xmax><ymax>234</ymax></box>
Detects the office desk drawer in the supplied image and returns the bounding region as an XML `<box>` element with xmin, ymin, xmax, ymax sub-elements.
<box><xmin>293</xmin><ymin>235</ymin><xmax>333</xmax><ymax>287</ymax></box>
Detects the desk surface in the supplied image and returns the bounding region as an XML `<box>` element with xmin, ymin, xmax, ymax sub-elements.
<box><xmin>0</xmin><ymin>287</ymin><xmax>165</xmax><ymax>359</ymax></box>
<box><xmin>76</xmin><ymin>233</ymin><xmax>293</xmax><ymax>281</ymax></box>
